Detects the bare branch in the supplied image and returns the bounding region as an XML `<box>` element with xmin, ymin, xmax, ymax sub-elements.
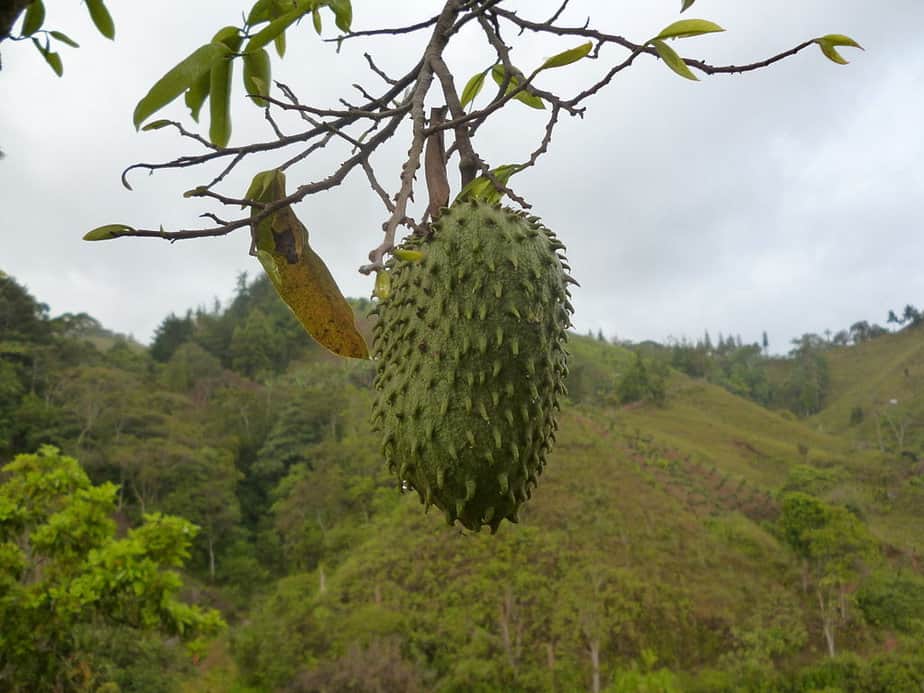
<box><xmin>360</xmin><ymin>0</ymin><xmax>466</xmax><ymax>275</ymax></box>
<box><xmin>364</xmin><ymin>52</ymin><xmax>397</xmax><ymax>85</ymax></box>
<box><xmin>424</xmin><ymin>106</ymin><xmax>450</xmax><ymax>219</ymax></box>
<box><xmin>113</xmin><ymin>0</ymin><xmax>845</xmax><ymax>285</ymax></box>
<box><xmin>115</xmin><ymin>112</ymin><xmax>405</xmax><ymax>243</ymax></box>
<box><xmin>430</xmin><ymin>54</ymin><xmax>481</xmax><ymax>188</ymax></box>
<box><xmin>362</xmin><ymin>157</ymin><xmax>395</xmax><ymax>213</ymax></box>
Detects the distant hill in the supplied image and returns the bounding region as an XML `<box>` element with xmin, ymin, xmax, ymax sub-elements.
<box><xmin>3</xmin><ymin>269</ymin><xmax>923</xmax><ymax>691</ymax></box>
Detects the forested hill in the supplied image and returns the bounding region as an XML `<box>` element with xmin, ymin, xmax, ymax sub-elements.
<box><xmin>2</xmin><ymin>268</ymin><xmax>924</xmax><ymax>692</ymax></box>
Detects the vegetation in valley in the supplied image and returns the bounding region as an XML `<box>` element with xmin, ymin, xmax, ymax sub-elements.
<box><xmin>2</xmin><ymin>269</ymin><xmax>924</xmax><ymax>691</ymax></box>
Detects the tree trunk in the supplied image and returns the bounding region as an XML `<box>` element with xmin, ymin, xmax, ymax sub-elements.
<box><xmin>319</xmin><ymin>563</ymin><xmax>327</xmax><ymax>595</ymax></box>
<box><xmin>498</xmin><ymin>588</ymin><xmax>518</xmax><ymax>673</ymax></box>
<box><xmin>208</xmin><ymin>535</ymin><xmax>216</xmax><ymax>581</ymax></box>
<box><xmin>589</xmin><ymin>639</ymin><xmax>601</xmax><ymax>693</ymax></box>
<box><xmin>545</xmin><ymin>643</ymin><xmax>556</xmax><ymax>692</ymax></box>
<box><xmin>818</xmin><ymin>588</ymin><xmax>836</xmax><ymax>657</ymax></box>
<box><xmin>875</xmin><ymin>414</ymin><xmax>885</xmax><ymax>453</ymax></box>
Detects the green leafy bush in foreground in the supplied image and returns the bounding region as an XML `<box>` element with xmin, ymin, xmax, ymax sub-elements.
<box><xmin>0</xmin><ymin>446</ymin><xmax>224</xmax><ymax>692</ymax></box>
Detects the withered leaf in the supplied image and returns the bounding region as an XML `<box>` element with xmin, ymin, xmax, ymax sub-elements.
<box><xmin>248</xmin><ymin>169</ymin><xmax>369</xmax><ymax>360</ymax></box>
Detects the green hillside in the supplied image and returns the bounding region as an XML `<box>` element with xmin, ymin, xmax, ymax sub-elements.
<box><xmin>2</xmin><ymin>270</ymin><xmax>923</xmax><ymax>692</ymax></box>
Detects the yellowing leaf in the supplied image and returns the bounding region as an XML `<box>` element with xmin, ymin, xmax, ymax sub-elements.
<box><xmin>374</xmin><ymin>270</ymin><xmax>391</xmax><ymax>300</ymax></box>
<box><xmin>650</xmin><ymin>39</ymin><xmax>698</xmax><ymax>81</ymax></box>
<box><xmin>654</xmin><ymin>18</ymin><xmax>724</xmax><ymax>41</ymax></box>
<box><xmin>249</xmin><ymin>170</ymin><xmax>369</xmax><ymax>359</ymax></box>
<box><xmin>540</xmin><ymin>41</ymin><xmax>593</xmax><ymax>70</ymax></box>
<box><xmin>83</xmin><ymin>224</ymin><xmax>133</xmax><ymax>241</ymax></box>
<box><xmin>393</xmin><ymin>249</ymin><xmax>426</xmax><ymax>262</ymax></box>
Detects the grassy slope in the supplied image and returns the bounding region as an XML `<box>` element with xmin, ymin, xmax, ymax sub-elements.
<box><xmin>189</xmin><ymin>330</ymin><xmax>924</xmax><ymax>687</ymax></box>
<box><xmin>811</xmin><ymin>325</ymin><xmax>924</xmax><ymax>443</ymax></box>
<box><xmin>808</xmin><ymin>325</ymin><xmax>924</xmax><ymax>550</ymax></box>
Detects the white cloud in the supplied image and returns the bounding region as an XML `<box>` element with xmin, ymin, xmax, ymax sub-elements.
<box><xmin>1</xmin><ymin>0</ymin><xmax>921</xmax><ymax>348</ymax></box>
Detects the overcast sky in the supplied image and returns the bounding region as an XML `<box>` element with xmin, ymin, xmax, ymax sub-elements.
<box><xmin>1</xmin><ymin>1</ymin><xmax>922</xmax><ymax>353</ymax></box>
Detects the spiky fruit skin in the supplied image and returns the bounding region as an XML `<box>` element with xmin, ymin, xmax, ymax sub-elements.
<box><xmin>371</xmin><ymin>199</ymin><xmax>573</xmax><ymax>532</ymax></box>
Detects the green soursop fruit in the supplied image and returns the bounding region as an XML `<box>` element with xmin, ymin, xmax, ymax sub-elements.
<box><xmin>370</xmin><ymin>198</ymin><xmax>574</xmax><ymax>533</ymax></box>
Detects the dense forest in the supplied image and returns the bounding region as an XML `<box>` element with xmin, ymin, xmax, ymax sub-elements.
<box><xmin>2</xmin><ymin>268</ymin><xmax>924</xmax><ymax>692</ymax></box>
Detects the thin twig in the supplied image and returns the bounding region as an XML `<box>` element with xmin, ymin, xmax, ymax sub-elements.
<box><xmin>360</xmin><ymin>0</ymin><xmax>465</xmax><ymax>274</ymax></box>
<box><xmin>116</xmin><ymin>0</ymin><xmax>839</xmax><ymax>277</ymax></box>
<box><xmin>364</xmin><ymin>52</ymin><xmax>397</xmax><ymax>85</ymax></box>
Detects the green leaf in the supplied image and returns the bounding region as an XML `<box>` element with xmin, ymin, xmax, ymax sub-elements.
<box><xmin>212</xmin><ymin>25</ymin><xmax>243</xmax><ymax>52</ymax></box>
<box><xmin>491</xmin><ymin>65</ymin><xmax>545</xmax><ymax>109</ymax></box>
<box><xmin>815</xmin><ymin>34</ymin><xmax>863</xmax><ymax>65</ymax></box>
<box><xmin>141</xmin><ymin>119</ymin><xmax>172</xmax><ymax>131</ymax></box>
<box><xmin>21</xmin><ymin>0</ymin><xmax>46</xmax><ymax>37</ymax></box>
<box><xmin>32</xmin><ymin>39</ymin><xmax>63</xmax><ymax>76</ymax></box>
<box><xmin>540</xmin><ymin>41</ymin><xmax>593</xmax><ymax>70</ymax></box>
<box><xmin>654</xmin><ymin>18</ymin><xmax>724</xmax><ymax>41</ymax></box>
<box><xmin>43</xmin><ymin>50</ymin><xmax>63</xmax><ymax>76</ymax></box>
<box><xmin>83</xmin><ymin>224</ymin><xmax>133</xmax><ymax>241</ymax></box>
<box><xmin>246</xmin><ymin>0</ymin><xmax>273</xmax><ymax>25</ymax></box>
<box><xmin>243</xmin><ymin>48</ymin><xmax>272</xmax><ymax>106</ymax></box>
<box><xmin>244</xmin><ymin>4</ymin><xmax>304</xmax><ymax>53</ymax></box>
<box><xmin>209</xmin><ymin>56</ymin><xmax>233</xmax><ymax>148</ymax></box>
<box><xmin>184</xmin><ymin>72</ymin><xmax>210</xmax><ymax>122</ymax></box>
<box><xmin>819</xmin><ymin>33</ymin><xmax>862</xmax><ymax>48</ymax></box>
<box><xmin>650</xmin><ymin>39</ymin><xmax>698</xmax><ymax>81</ymax></box>
<box><xmin>460</xmin><ymin>70</ymin><xmax>487</xmax><ymax>109</ymax></box>
<box><xmin>85</xmin><ymin>0</ymin><xmax>115</xmax><ymax>40</ymax></box>
<box><xmin>456</xmin><ymin>164</ymin><xmax>524</xmax><ymax>204</ymax></box>
<box><xmin>133</xmin><ymin>42</ymin><xmax>230</xmax><ymax>129</ymax></box>
<box><xmin>242</xmin><ymin>169</ymin><xmax>280</xmax><ymax>207</ymax></box>
<box><xmin>328</xmin><ymin>0</ymin><xmax>352</xmax><ymax>33</ymax></box>
<box><xmin>49</xmin><ymin>30</ymin><xmax>79</xmax><ymax>48</ymax></box>
<box><xmin>274</xmin><ymin>31</ymin><xmax>286</xmax><ymax>58</ymax></box>
<box><xmin>312</xmin><ymin>7</ymin><xmax>322</xmax><ymax>34</ymax></box>
<box><xmin>680</xmin><ymin>0</ymin><xmax>696</xmax><ymax>12</ymax></box>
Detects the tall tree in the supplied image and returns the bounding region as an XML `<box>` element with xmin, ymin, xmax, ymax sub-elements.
<box><xmin>150</xmin><ymin>312</ymin><xmax>194</xmax><ymax>363</ymax></box>
<box><xmin>0</xmin><ymin>272</ymin><xmax>51</xmax><ymax>344</ymax></box>
<box><xmin>779</xmin><ymin>493</ymin><xmax>877</xmax><ymax>657</ymax></box>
